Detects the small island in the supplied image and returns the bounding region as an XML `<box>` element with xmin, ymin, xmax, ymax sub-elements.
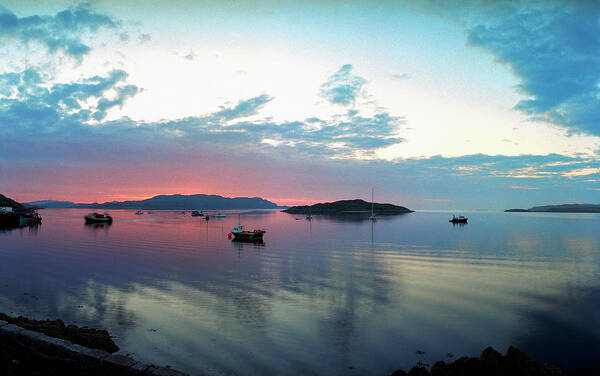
<box><xmin>505</xmin><ymin>204</ymin><xmax>600</xmax><ymax>213</ymax></box>
<box><xmin>283</xmin><ymin>199</ymin><xmax>413</xmax><ymax>215</ymax></box>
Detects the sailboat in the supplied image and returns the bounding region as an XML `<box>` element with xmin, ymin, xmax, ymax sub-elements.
<box><xmin>369</xmin><ymin>188</ymin><xmax>376</xmax><ymax>221</ymax></box>
<box><xmin>306</xmin><ymin>202</ymin><xmax>313</xmax><ymax>220</ymax></box>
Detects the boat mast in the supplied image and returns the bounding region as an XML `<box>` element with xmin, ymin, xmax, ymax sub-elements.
<box><xmin>371</xmin><ymin>188</ymin><xmax>374</xmax><ymax>217</ymax></box>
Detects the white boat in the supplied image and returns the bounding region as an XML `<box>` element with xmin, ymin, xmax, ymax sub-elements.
<box><xmin>369</xmin><ymin>188</ymin><xmax>376</xmax><ymax>221</ymax></box>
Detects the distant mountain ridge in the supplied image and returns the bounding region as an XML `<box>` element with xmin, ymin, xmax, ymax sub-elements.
<box><xmin>283</xmin><ymin>199</ymin><xmax>413</xmax><ymax>215</ymax></box>
<box><xmin>26</xmin><ymin>194</ymin><xmax>283</xmax><ymax>210</ymax></box>
<box><xmin>505</xmin><ymin>204</ymin><xmax>600</xmax><ymax>213</ymax></box>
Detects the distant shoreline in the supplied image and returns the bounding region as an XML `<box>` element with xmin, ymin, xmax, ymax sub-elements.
<box><xmin>505</xmin><ymin>204</ymin><xmax>600</xmax><ymax>213</ymax></box>
<box><xmin>24</xmin><ymin>193</ymin><xmax>286</xmax><ymax>211</ymax></box>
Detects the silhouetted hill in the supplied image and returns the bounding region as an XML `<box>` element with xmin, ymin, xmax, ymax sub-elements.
<box><xmin>0</xmin><ymin>194</ymin><xmax>24</xmax><ymax>209</ymax></box>
<box><xmin>25</xmin><ymin>194</ymin><xmax>282</xmax><ymax>210</ymax></box>
<box><xmin>25</xmin><ymin>200</ymin><xmax>76</xmax><ymax>208</ymax></box>
<box><xmin>505</xmin><ymin>204</ymin><xmax>600</xmax><ymax>213</ymax></box>
<box><xmin>283</xmin><ymin>199</ymin><xmax>413</xmax><ymax>215</ymax></box>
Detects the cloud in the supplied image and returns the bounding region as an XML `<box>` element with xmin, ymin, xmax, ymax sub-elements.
<box><xmin>211</xmin><ymin>94</ymin><xmax>273</xmax><ymax>121</ymax></box>
<box><xmin>561</xmin><ymin>167</ymin><xmax>600</xmax><ymax>178</ymax></box>
<box><xmin>510</xmin><ymin>185</ymin><xmax>539</xmax><ymax>190</ymax></box>
<box><xmin>0</xmin><ymin>68</ymin><xmax>140</xmax><ymax>129</ymax></box>
<box><xmin>138</xmin><ymin>33</ymin><xmax>151</xmax><ymax>43</ymax></box>
<box><xmin>320</xmin><ymin>64</ymin><xmax>366</xmax><ymax>106</ymax></box>
<box><xmin>0</xmin><ymin>62</ymin><xmax>403</xmax><ymax>161</ymax></box>
<box><xmin>0</xmin><ymin>3</ymin><xmax>118</xmax><ymax>63</ymax></box>
<box><xmin>390</xmin><ymin>73</ymin><xmax>411</xmax><ymax>80</ymax></box>
<box><xmin>450</xmin><ymin>1</ymin><xmax>600</xmax><ymax>136</ymax></box>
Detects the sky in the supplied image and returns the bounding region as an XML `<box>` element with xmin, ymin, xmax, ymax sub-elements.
<box><xmin>0</xmin><ymin>0</ymin><xmax>599</xmax><ymax>209</ymax></box>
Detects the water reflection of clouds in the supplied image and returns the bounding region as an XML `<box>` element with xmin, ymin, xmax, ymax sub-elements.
<box><xmin>515</xmin><ymin>285</ymin><xmax>600</xmax><ymax>373</ymax></box>
<box><xmin>0</xmin><ymin>209</ymin><xmax>599</xmax><ymax>375</ymax></box>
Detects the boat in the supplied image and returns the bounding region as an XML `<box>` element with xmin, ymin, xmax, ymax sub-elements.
<box><xmin>1</xmin><ymin>208</ymin><xmax>41</xmax><ymax>227</ymax></box>
<box><xmin>368</xmin><ymin>188</ymin><xmax>376</xmax><ymax>221</ymax></box>
<box><xmin>84</xmin><ymin>212</ymin><xmax>113</xmax><ymax>223</ymax></box>
<box><xmin>191</xmin><ymin>210</ymin><xmax>204</xmax><ymax>217</ymax></box>
<box><xmin>19</xmin><ymin>210</ymin><xmax>42</xmax><ymax>226</ymax></box>
<box><xmin>449</xmin><ymin>215</ymin><xmax>468</xmax><ymax>223</ymax></box>
<box><xmin>229</xmin><ymin>217</ymin><xmax>265</xmax><ymax>242</ymax></box>
<box><xmin>213</xmin><ymin>213</ymin><xmax>227</xmax><ymax>218</ymax></box>
<box><xmin>135</xmin><ymin>211</ymin><xmax>144</xmax><ymax>215</ymax></box>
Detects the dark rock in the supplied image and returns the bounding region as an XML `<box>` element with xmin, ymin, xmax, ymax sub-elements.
<box><xmin>408</xmin><ymin>366</ymin><xmax>430</xmax><ymax>376</ymax></box>
<box><xmin>449</xmin><ymin>356</ymin><xmax>484</xmax><ymax>376</ymax></box>
<box><xmin>0</xmin><ymin>312</ymin><xmax>119</xmax><ymax>353</ymax></box>
<box><xmin>390</xmin><ymin>346</ymin><xmax>564</xmax><ymax>376</ymax></box>
<box><xmin>430</xmin><ymin>361</ymin><xmax>447</xmax><ymax>376</ymax></box>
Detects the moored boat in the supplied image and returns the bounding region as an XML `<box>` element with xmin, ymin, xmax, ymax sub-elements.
<box><xmin>213</xmin><ymin>213</ymin><xmax>226</xmax><ymax>218</ymax></box>
<box><xmin>18</xmin><ymin>210</ymin><xmax>42</xmax><ymax>226</ymax></box>
<box><xmin>85</xmin><ymin>212</ymin><xmax>113</xmax><ymax>223</ymax></box>
<box><xmin>191</xmin><ymin>210</ymin><xmax>204</xmax><ymax>217</ymax></box>
<box><xmin>230</xmin><ymin>225</ymin><xmax>265</xmax><ymax>242</ymax></box>
<box><xmin>368</xmin><ymin>188</ymin><xmax>376</xmax><ymax>221</ymax></box>
<box><xmin>449</xmin><ymin>215</ymin><xmax>468</xmax><ymax>223</ymax></box>
<box><xmin>135</xmin><ymin>211</ymin><xmax>144</xmax><ymax>215</ymax></box>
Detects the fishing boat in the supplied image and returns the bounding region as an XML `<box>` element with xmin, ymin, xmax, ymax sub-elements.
<box><xmin>191</xmin><ymin>210</ymin><xmax>204</xmax><ymax>217</ymax></box>
<box><xmin>229</xmin><ymin>217</ymin><xmax>265</xmax><ymax>242</ymax></box>
<box><xmin>368</xmin><ymin>188</ymin><xmax>376</xmax><ymax>221</ymax></box>
<box><xmin>449</xmin><ymin>215</ymin><xmax>468</xmax><ymax>223</ymax></box>
<box><xmin>84</xmin><ymin>212</ymin><xmax>113</xmax><ymax>223</ymax></box>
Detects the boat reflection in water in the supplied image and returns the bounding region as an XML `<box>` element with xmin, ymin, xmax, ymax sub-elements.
<box><xmin>84</xmin><ymin>221</ymin><xmax>112</xmax><ymax>231</ymax></box>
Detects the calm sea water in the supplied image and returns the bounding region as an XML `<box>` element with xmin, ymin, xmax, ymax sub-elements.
<box><xmin>0</xmin><ymin>209</ymin><xmax>599</xmax><ymax>375</ymax></box>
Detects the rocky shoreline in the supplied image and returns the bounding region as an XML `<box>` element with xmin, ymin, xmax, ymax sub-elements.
<box><xmin>389</xmin><ymin>346</ymin><xmax>563</xmax><ymax>376</ymax></box>
<box><xmin>0</xmin><ymin>314</ymin><xmax>188</xmax><ymax>375</ymax></box>
<box><xmin>0</xmin><ymin>313</ymin><xmax>118</xmax><ymax>353</ymax></box>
